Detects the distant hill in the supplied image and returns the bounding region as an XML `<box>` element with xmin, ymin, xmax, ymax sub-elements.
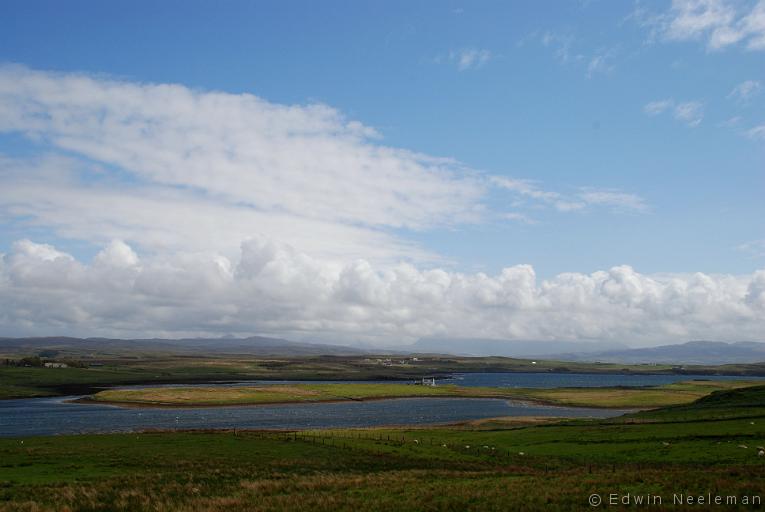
<box><xmin>0</xmin><ymin>335</ymin><xmax>364</xmax><ymax>358</ymax></box>
<box><xmin>550</xmin><ymin>341</ymin><xmax>765</xmax><ymax>365</ymax></box>
<box><xmin>408</xmin><ymin>338</ymin><xmax>628</xmax><ymax>358</ymax></box>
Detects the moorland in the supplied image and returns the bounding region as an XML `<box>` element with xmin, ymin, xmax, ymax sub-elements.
<box><xmin>2</xmin><ymin>385</ymin><xmax>764</xmax><ymax>511</ymax></box>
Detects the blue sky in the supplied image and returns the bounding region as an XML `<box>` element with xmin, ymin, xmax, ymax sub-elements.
<box><xmin>0</xmin><ymin>1</ymin><xmax>763</xmax><ymax>344</ymax></box>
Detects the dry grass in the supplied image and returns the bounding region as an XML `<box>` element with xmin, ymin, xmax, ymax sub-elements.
<box><xmin>3</xmin><ymin>466</ymin><xmax>763</xmax><ymax>512</ymax></box>
<box><xmin>90</xmin><ymin>380</ymin><xmax>765</xmax><ymax>409</ymax></box>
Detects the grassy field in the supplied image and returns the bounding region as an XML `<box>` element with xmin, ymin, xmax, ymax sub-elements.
<box><xmin>3</xmin><ymin>352</ymin><xmax>765</xmax><ymax>400</ymax></box>
<box><xmin>89</xmin><ymin>379</ymin><xmax>763</xmax><ymax>409</ymax></box>
<box><xmin>1</xmin><ymin>386</ymin><xmax>764</xmax><ymax>511</ymax></box>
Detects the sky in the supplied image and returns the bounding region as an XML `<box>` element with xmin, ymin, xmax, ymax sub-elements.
<box><xmin>0</xmin><ymin>0</ymin><xmax>763</xmax><ymax>347</ymax></box>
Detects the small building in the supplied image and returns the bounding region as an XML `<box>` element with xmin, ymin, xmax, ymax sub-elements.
<box><xmin>418</xmin><ymin>376</ymin><xmax>437</xmax><ymax>387</ymax></box>
<box><xmin>43</xmin><ymin>362</ymin><xmax>68</xmax><ymax>368</ymax></box>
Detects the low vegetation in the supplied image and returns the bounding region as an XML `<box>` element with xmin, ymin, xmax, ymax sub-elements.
<box><xmin>89</xmin><ymin>379</ymin><xmax>762</xmax><ymax>409</ymax></box>
<box><xmin>1</xmin><ymin>386</ymin><xmax>764</xmax><ymax>511</ymax></box>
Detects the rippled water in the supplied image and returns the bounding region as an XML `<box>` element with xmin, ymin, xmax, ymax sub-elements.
<box><xmin>0</xmin><ymin>396</ymin><xmax>627</xmax><ymax>438</ymax></box>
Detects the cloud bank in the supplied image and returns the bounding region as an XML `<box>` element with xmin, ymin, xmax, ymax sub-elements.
<box><xmin>1</xmin><ymin>65</ymin><xmax>750</xmax><ymax>347</ymax></box>
<box><xmin>2</xmin><ymin>238</ymin><xmax>763</xmax><ymax>345</ymax></box>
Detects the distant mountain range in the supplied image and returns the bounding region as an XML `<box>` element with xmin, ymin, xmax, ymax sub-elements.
<box><xmin>547</xmin><ymin>341</ymin><xmax>765</xmax><ymax>365</ymax></box>
<box><xmin>407</xmin><ymin>338</ymin><xmax>765</xmax><ymax>365</ymax></box>
<box><xmin>3</xmin><ymin>336</ymin><xmax>764</xmax><ymax>365</ymax></box>
<box><xmin>408</xmin><ymin>338</ymin><xmax>628</xmax><ymax>358</ymax></box>
<box><xmin>0</xmin><ymin>336</ymin><xmax>364</xmax><ymax>357</ymax></box>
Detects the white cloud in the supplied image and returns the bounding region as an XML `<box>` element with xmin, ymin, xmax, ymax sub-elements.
<box><xmin>586</xmin><ymin>55</ymin><xmax>608</xmax><ymax>77</ymax></box>
<box><xmin>491</xmin><ymin>176</ymin><xmax>584</xmax><ymax>212</ymax></box>
<box><xmin>586</xmin><ymin>48</ymin><xmax>618</xmax><ymax>77</ymax></box>
<box><xmin>0</xmin><ymin>66</ymin><xmax>651</xmax><ymax>265</ymax></box>
<box><xmin>449</xmin><ymin>48</ymin><xmax>492</xmax><ymax>71</ymax></box>
<box><xmin>577</xmin><ymin>189</ymin><xmax>650</xmax><ymax>213</ymax></box>
<box><xmin>0</xmin><ymin>65</ymin><xmax>492</xmax><ymax>263</ymax></box>
<box><xmin>491</xmin><ymin>177</ymin><xmax>647</xmax><ymax>214</ymax></box>
<box><xmin>729</xmin><ymin>79</ymin><xmax>762</xmax><ymax>100</ymax></box>
<box><xmin>1</xmin><ymin>238</ymin><xmax>763</xmax><ymax>344</ymax></box>
<box><xmin>637</xmin><ymin>0</ymin><xmax>765</xmax><ymax>51</ymax></box>
<box><xmin>0</xmin><ymin>65</ymin><xmax>482</xmax><ymax>232</ymax></box>
<box><xmin>541</xmin><ymin>31</ymin><xmax>578</xmax><ymax>63</ymax></box>
<box><xmin>0</xmin><ymin>154</ymin><xmax>439</xmax><ymax>264</ymax></box>
<box><xmin>718</xmin><ymin>115</ymin><xmax>743</xmax><ymax>127</ymax></box>
<box><xmin>539</xmin><ymin>31</ymin><xmax>618</xmax><ymax>77</ymax></box>
<box><xmin>93</xmin><ymin>240</ymin><xmax>140</xmax><ymax>268</ymax></box>
<box><xmin>737</xmin><ymin>239</ymin><xmax>765</xmax><ymax>258</ymax></box>
<box><xmin>0</xmin><ymin>67</ymin><xmax>676</xmax><ymax>345</ymax></box>
<box><xmin>644</xmin><ymin>99</ymin><xmax>674</xmax><ymax>115</ymax></box>
<box><xmin>746</xmin><ymin>124</ymin><xmax>765</xmax><ymax>139</ymax></box>
<box><xmin>673</xmin><ymin>101</ymin><xmax>704</xmax><ymax>127</ymax></box>
<box><xmin>503</xmin><ymin>212</ymin><xmax>537</xmax><ymax>225</ymax></box>
<box><xmin>491</xmin><ymin>176</ymin><xmax>561</xmax><ymax>202</ymax></box>
<box><xmin>644</xmin><ymin>99</ymin><xmax>704</xmax><ymax>127</ymax></box>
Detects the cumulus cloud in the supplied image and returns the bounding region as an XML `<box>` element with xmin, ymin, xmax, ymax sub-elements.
<box><xmin>635</xmin><ymin>0</ymin><xmax>765</xmax><ymax>51</ymax></box>
<box><xmin>1</xmin><ymin>238</ymin><xmax>763</xmax><ymax>344</ymax></box>
<box><xmin>0</xmin><ymin>67</ymin><xmax>675</xmax><ymax>345</ymax></box>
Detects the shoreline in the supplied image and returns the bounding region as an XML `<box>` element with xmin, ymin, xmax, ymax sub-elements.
<box><xmin>4</xmin><ymin>369</ymin><xmax>764</xmax><ymax>401</ymax></box>
<box><xmin>69</xmin><ymin>393</ymin><xmax>638</xmax><ymax>410</ymax></box>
